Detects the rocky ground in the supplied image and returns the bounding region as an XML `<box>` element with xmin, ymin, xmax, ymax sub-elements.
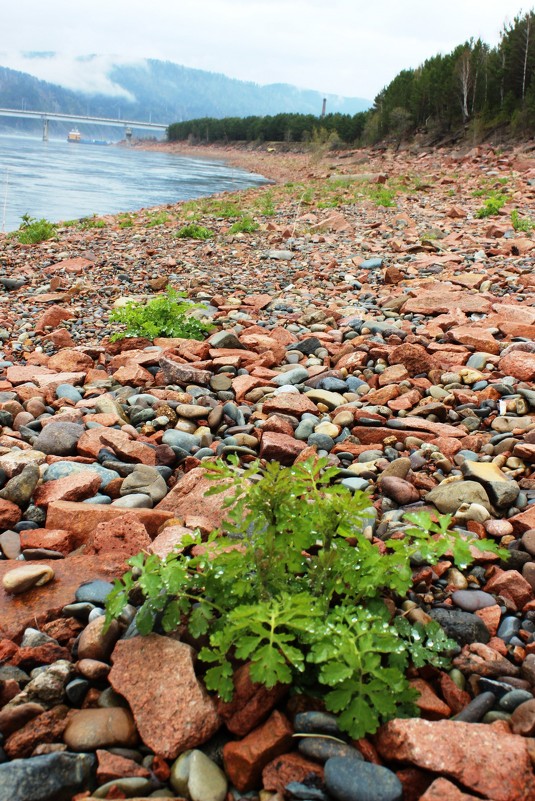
<box><xmin>0</xmin><ymin>141</ymin><xmax>535</xmax><ymax>801</ymax></box>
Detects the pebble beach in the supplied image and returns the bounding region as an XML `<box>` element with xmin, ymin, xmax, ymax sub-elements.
<box><xmin>0</xmin><ymin>140</ymin><xmax>535</xmax><ymax>800</ymax></box>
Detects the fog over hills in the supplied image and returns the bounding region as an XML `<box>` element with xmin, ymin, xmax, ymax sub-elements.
<box><xmin>0</xmin><ymin>54</ymin><xmax>371</xmax><ymax>135</ymax></box>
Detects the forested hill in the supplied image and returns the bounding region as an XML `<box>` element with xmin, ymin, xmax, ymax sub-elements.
<box><xmin>0</xmin><ymin>57</ymin><xmax>370</xmax><ymax>129</ymax></box>
<box><xmin>168</xmin><ymin>10</ymin><xmax>535</xmax><ymax>147</ymax></box>
<box><xmin>370</xmin><ymin>9</ymin><xmax>535</xmax><ymax>142</ymax></box>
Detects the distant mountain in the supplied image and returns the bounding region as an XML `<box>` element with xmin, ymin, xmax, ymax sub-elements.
<box><xmin>0</xmin><ymin>57</ymin><xmax>371</xmax><ymax>137</ymax></box>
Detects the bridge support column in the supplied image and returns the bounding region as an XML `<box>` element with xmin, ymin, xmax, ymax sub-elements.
<box><xmin>42</xmin><ymin>117</ymin><xmax>49</xmax><ymax>142</ymax></box>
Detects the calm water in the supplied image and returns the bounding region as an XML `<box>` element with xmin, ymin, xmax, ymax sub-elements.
<box><xmin>0</xmin><ymin>134</ymin><xmax>269</xmax><ymax>232</ymax></box>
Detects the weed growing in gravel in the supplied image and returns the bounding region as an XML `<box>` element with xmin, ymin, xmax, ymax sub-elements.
<box><xmin>475</xmin><ymin>191</ymin><xmax>508</xmax><ymax>218</ymax></box>
<box><xmin>14</xmin><ymin>214</ymin><xmax>57</xmax><ymax>244</ymax></box>
<box><xmin>511</xmin><ymin>209</ymin><xmax>534</xmax><ymax>232</ymax></box>
<box><xmin>146</xmin><ymin>211</ymin><xmax>170</xmax><ymax>227</ymax></box>
<box><xmin>79</xmin><ymin>215</ymin><xmax>107</xmax><ymax>230</ymax></box>
<box><xmin>108</xmin><ymin>286</ymin><xmax>213</xmax><ymax>341</ymax></box>
<box><xmin>106</xmin><ymin>457</ymin><xmax>506</xmax><ymax>739</ymax></box>
<box><xmin>227</xmin><ymin>216</ymin><xmax>259</xmax><ymax>234</ymax></box>
<box><xmin>118</xmin><ymin>213</ymin><xmax>135</xmax><ymax>229</ymax></box>
<box><xmin>175</xmin><ymin>223</ymin><xmax>213</xmax><ymax>240</ymax></box>
<box><xmin>369</xmin><ymin>186</ymin><xmax>397</xmax><ymax>207</ymax></box>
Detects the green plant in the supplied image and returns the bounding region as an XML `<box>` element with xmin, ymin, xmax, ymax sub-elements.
<box><xmin>79</xmin><ymin>215</ymin><xmax>107</xmax><ymax>230</ymax></box>
<box><xmin>105</xmin><ymin>457</ymin><xmax>506</xmax><ymax>739</ymax></box>
<box><xmin>118</xmin><ymin>213</ymin><xmax>135</xmax><ymax>229</ymax></box>
<box><xmin>146</xmin><ymin>211</ymin><xmax>170</xmax><ymax>227</ymax></box>
<box><xmin>369</xmin><ymin>186</ymin><xmax>397</xmax><ymax>207</ymax></box>
<box><xmin>228</xmin><ymin>216</ymin><xmax>259</xmax><ymax>234</ymax></box>
<box><xmin>108</xmin><ymin>286</ymin><xmax>214</xmax><ymax>342</ymax></box>
<box><xmin>175</xmin><ymin>223</ymin><xmax>213</xmax><ymax>240</ymax></box>
<box><xmin>475</xmin><ymin>191</ymin><xmax>508</xmax><ymax>218</ymax></box>
<box><xmin>511</xmin><ymin>209</ymin><xmax>534</xmax><ymax>232</ymax></box>
<box><xmin>14</xmin><ymin>214</ymin><xmax>57</xmax><ymax>244</ymax></box>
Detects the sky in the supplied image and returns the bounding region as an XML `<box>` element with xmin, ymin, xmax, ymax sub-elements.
<box><xmin>0</xmin><ymin>0</ymin><xmax>529</xmax><ymax>101</ymax></box>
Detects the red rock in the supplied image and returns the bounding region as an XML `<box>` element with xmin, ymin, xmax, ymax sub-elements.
<box><xmin>155</xmin><ymin>466</ymin><xmax>234</xmax><ymax>531</ymax></box>
<box><xmin>148</xmin><ymin>524</ymin><xmax>193</xmax><ymax>559</ymax></box>
<box><xmin>96</xmin><ymin>749</ymin><xmax>151</xmax><ymax>783</ymax></box>
<box><xmin>420</xmin><ymin>778</ymin><xmax>482</xmax><ymax>801</ymax></box>
<box><xmin>0</xmin><ymin>702</ymin><xmax>45</xmax><ymax>737</ymax></box>
<box><xmin>380</xmin><ymin>477</ymin><xmax>420</xmax><ymax>505</ymax></box>
<box><xmin>108</xmin><ymin>634</ymin><xmax>220</xmax><ymax>759</ymax></box>
<box><xmin>11</xmin><ymin>643</ymin><xmax>70</xmax><ymax>671</ymax></box>
<box><xmin>499</xmin><ymin>350</ymin><xmax>535</xmax><ymax>381</ymax></box>
<box><xmin>223</xmin><ymin>710</ymin><xmax>294</xmax><ymax>792</ymax></box>
<box><xmin>159</xmin><ymin>355</ymin><xmax>211</xmax><ymax>386</ymax></box>
<box><xmin>448</xmin><ymin>326</ymin><xmax>500</xmax><ymax>355</ymax></box>
<box><xmin>0</xmin><ymin>555</ymin><xmax>126</xmax><ymax>641</ymax></box>
<box><xmin>474</xmin><ymin>604</ymin><xmax>501</xmax><ymax>637</ymax></box>
<box><xmin>35</xmin><ymin>305</ymin><xmax>75</xmax><ymax>332</ymax></box>
<box><xmin>261</xmin><ymin>415</ymin><xmax>296</xmax><ymax>437</ymax></box>
<box><xmin>48</xmin><ymin>349</ymin><xmax>93</xmax><ymax>372</ymax></box>
<box><xmin>262</xmin><ymin>752</ymin><xmax>324</xmax><ymax>794</ymax></box>
<box><xmin>375</xmin><ymin>718</ymin><xmax>535</xmax><ymax>801</ymax></box>
<box><xmin>21</xmin><ymin>523</ymin><xmax>83</xmax><ymax>558</ymax></box>
<box><xmin>409</xmin><ymin>678</ymin><xmax>451</xmax><ymax>720</ymax></box>
<box><xmin>42</xmin><ymin>329</ymin><xmax>75</xmax><ymax>349</ymax></box>
<box><xmin>388</xmin><ymin>343</ymin><xmax>434</xmax><ymax>376</ymax></box>
<box><xmin>260</xmin><ymin>431</ymin><xmax>307</xmax><ymax>465</ymax></box>
<box><xmin>85</xmin><ymin>514</ymin><xmax>152</xmax><ymax>558</ymax></box>
<box><xmin>33</xmin><ymin>472</ymin><xmax>102</xmax><ymax>507</ymax></box>
<box><xmin>4</xmin><ymin>705</ymin><xmax>72</xmax><ymax>758</ymax></box>
<box><xmin>231</xmin><ymin>374</ymin><xmax>268</xmax><ymax>401</ymax></box>
<box><xmin>453</xmin><ymin>642</ymin><xmax>520</xmax><ymax>678</ymax></box>
<box><xmin>511</xmin><ymin>698</ymin><xmax>535</xmax><ymax>736</ymax></box>
<box><xmin>262</xmin><ymin>392</ymin><xmax>318</xmax><ymax>417</ymax></box>
<box><xmin>41</xmin><ymin>616</ymin><xmax>84</xmax><ymax>644</ymax></box>
<box><xmin>395</xmin><ymin>768</ymin><xmax>434</xmax><ymax>801</ymax></box>
<box><xmin>378</xmin><ymin>364</ymin><xmax>409</xmax><ymax>385</ymax></box>
<box><xmin>112</xmin><ymin>363</ymin><xmax>154</xmax><ymax>386</ymax></box>
<box><xmin>0</xmin><ymin>499</ymin><xmax>21</xmax><ymax>528</ymax></box>
<box><xmin>239</xmin><ymin>333</ymin><xmax>285</xmax><ymax>364</ymax></box>
<box><xmin>510</xmin><ymin>506</ymin><xmax>535</xmax><ymax>535</ymax></box>
<box><xmin>45</xmin><ymin>501</ymin><xmax>173</xmax><ymax>546</ymax></box>
<box><xmin>403</xmin><ymin>291</ymin><xmax>491</xmax><ymax>316</ymax></box>
<box><xmin>217</xmin><ymin>663</ymin><xmax>288</xmax><ymax>736</ymax></box>
<box><xmin>484</xmin><ymin>570</ymin><xmax>533</xmax><ymax>611</ymax></box>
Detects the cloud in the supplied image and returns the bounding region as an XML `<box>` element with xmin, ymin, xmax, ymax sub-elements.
<box><xmin>0</xmin><ymin>0</ymin><xmax>527</xmax><ymax>98</ymax></box>
<box><xmin>0</xmin><ymin>52</ymin><xmax>143</xmax><ymax>98</ymax></box>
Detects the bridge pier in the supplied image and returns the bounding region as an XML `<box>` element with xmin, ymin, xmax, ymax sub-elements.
<box><xmin>42</xmin><ymin>117</ymin><xmax>49</xmax><ymax>142</ymax></box>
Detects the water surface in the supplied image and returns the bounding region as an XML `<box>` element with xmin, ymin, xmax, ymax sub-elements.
<box><xmin>0</xmin><ymin>134</ymin><xmax>269</xmax><ymax>232</ymax></box>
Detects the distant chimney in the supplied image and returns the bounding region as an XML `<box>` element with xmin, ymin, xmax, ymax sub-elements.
<box><xmin>321</xmin><ymin>98</ymin><xmax>327</xmax><ymax>118</ymax></box>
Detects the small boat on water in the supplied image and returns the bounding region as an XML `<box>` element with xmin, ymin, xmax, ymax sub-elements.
<box><xmin>67</xmin><ymin>128</ymin><xmax>110</xmax><ymax>146</ymax></box>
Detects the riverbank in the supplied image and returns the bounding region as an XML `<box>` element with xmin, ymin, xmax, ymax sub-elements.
<box><xmin>0</xmin><ymin>143</ymin><xmax>535</xmax><ymax>800</ymax></box>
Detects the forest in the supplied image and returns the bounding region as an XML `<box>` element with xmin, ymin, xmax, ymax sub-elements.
<box><xmin>168</xmin><ymin>10</ymin><xmax>535</xmax><ymax>145</ymax></box>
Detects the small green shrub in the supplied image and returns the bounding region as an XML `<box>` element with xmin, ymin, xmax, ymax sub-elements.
<box><xmin>175</xmin><ymin>223</ymin><xmax>213</xmax><ymax>240</ymax></box>
<box><xmin>14</xmin><ymin>214</ymin><xmax>57</xmax><ymax>244</ymax></box>
<box><xmin>228</xmin><ymin>216</ymin><xmax>259</xmax><ymax>234</ymax></box>
<box><xmin>475</xmin><ymin>191</ymin><xmax>508</xmax><ymax>218</ymax></box>
<box><xmin>105</xmin><ymin>457</ymin><xmax>506</xmax><ymax>739</ymax></box>
<box><xmin>511</xmin><ymin>209</ymin><xmax>534</xmax><ymax>232</ymax></box>
<box><xmin>108</xmin><ymin>287</ymin><xmax>214</xmax><ymax>342</ymax></box>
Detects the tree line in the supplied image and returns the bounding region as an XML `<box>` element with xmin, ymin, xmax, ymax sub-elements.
<box><xmin>168</xmin><ymin>9</ymin><xmax>535</xmax><ymax>145</ymax></box>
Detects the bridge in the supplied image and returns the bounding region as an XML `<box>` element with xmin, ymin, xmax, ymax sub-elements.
<box><xmin>0</xmin><ymin>108</ymin><xmax>168</xmax><ymax>141</ymax></box>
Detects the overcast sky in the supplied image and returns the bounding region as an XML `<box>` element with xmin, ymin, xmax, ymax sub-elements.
<box><xmin>0</xmin><ymin>0</ymin><xmax>529</xmax><ymax>100</ymax></box>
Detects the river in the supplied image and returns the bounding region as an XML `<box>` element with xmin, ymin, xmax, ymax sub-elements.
<box><xmin>0</xmin><ymin>134</ymin><xmax>270</xmax><ymax>233</ymax></box>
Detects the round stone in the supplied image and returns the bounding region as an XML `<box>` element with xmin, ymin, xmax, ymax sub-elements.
<box><xmin>451</xmin><ymin>590</ymin><xmax>497</xmax><ymax>612</ymax></box>
<box><xmin>2</xmin><ymin>564</ymin><xmax>54</xmax><ymax>595</ymax></box>
<box><xmin>324</xmin><ymin>755</ymin><xmax>402</xmax><ymax>801</ymax></box>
